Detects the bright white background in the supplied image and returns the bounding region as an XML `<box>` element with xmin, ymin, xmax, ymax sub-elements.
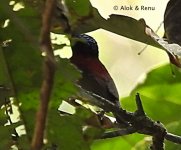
<box><xmin>88</xmin><ymin>0</ymin><xmax>169</xmax><ymax>97</ymax></box>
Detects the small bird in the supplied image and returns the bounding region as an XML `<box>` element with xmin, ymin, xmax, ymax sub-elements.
<box><xmin>70</xmin><ymin>34</ymin><xmax>124</xmax><ymax>125</ymax></box>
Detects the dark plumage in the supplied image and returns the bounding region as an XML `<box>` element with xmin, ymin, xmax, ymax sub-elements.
<box><xmin>70</xmin><ymin>34</ymin><xmax>122</xmax><ymax>119</ymax></box>
<box><xmin>70</xmin><ymin>34</ymin><xmax>120</xmax><ymax>107</ymax></box>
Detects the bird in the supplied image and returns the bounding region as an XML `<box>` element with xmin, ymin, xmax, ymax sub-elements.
<box><xmin>70</xmin><ymin>34</ymin><xmax>125</xmax><ymax>125</ymax></box>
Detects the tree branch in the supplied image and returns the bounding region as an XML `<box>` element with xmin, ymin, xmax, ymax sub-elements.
<box><xmin>78</xmin><ymin>88</ymin><xmax>134</xmax><ymax>124</ymax></box>
<box><xmin>150</xmin><ymin>122</ymin><xmax>166</xmax><ymax>150</ymax></box>
<box><xmin>165</xmin><ymin>133</ymin><xmax>181</xmax><ymax>144</ymax></box>
<box><xmin>101</xmin><ymin>127</ymin><xmax>137</xmax><ymax>139</ymax></box>
<box><xmin>31</xmin><ymin>0</ymin><xmax>56</xmax><ymax>149</ymax></box>
<box><xmin>76</xmin><ymin>89</ymin><xmax>181</xmax><ymax>149</ymax></box>
<box><xmin>135</xmin><ymin>93</ymin><xmax>145</xmax><ymax>116</ymax></box>
<box><xmin>101</xmin><ymin>129</ymin><xmax>181</xmax><ymax>145</ymax></box>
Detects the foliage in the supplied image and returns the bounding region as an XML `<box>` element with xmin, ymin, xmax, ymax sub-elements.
<box><xmin>122</xmin><ymin>65</ymin><xmax>181</xmax><ymax>150</ymax></box>
<box><xmin>0</xmin><ymin>0</ymin><xmax>181</xmax><ymax>150</ymax></box>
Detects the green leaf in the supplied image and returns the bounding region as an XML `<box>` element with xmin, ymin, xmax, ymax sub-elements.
<box><xmin>0</xmin><ymin>46</ymin><xmax>14</xmax><ymax>107</ymax></box>
<box><xmin>83</xmin><ymin>126</ymin><xmax>103</xmax><ymax>144</ymax></box>
<box><xmin>0</xmin><ymin>126</ymin><xmax>12</xmax><ymax>150</ymax></box>
<box><xmin>0</xmin><ymin>4</ymin><xmax>42</xmax><ymax>93</ymax></box>
<box><xmin>165</xmin><ymin>120</ymin><xmax>181</xmax><ymax>150</ymax></box>
<box><xmin>1</xmin><ymin>4</ymin><xmax>81</xmax><ymax>140</ymax></box>
<box><xmin>65</xmin><ymin>0</ymin><xmax>91</xmax><ymax>16</ymax></box>
<box><xmin>53</xmin><ymin>1</ymin><xmax>166</xmax><ymax>50</ymax></box>
<box><xmin>46</xmin><ymin>107</ymin><xmax>104</xmax><ymax>150</ymax></box>
<box><xmin>0</xmin><ymin>0</ymin><xmax>9</xmax><ymax>24</ymax></box>
<box><xmin>123</xmin><ymin>95</ymin><xmax>181</xmax><ymax>124</ymax></box>
<box><xmin>50</xmin><ymin>57</ymin><xmax>81</xmax><ymax>108</ymax></box>
<box><xmin>19</xmin><ymin>92</ymin><xmax>39</xmax><ymax>139</ymax></box>
<box><xmin>47</xmin><ymin>109</ymin><xmax>90</xmax><ymax>150</ymax></box>
<box><xmin>91</xmin><ymin>134</ymin><xmax>144</xmax><ymax>150</ymax></box>
<box><xmin>0</xmin><ymin>108</ymin><xmax>22</xmax><ymax>149</ymax></box>
<box><xmin>0</xmin><ymin>106</ymin><xmax>12</xmax><ymax>149</ymax></box>
<box><xmin>100</xmin><ymin>15</ymin><xmax>162</xmax><ymax>49</ymax></box>
<box><xmin>132</xmin><ymin>65</ymin><xmax>181</xmax><ymax>87</ymax></box>
<box><xmin>64</xmin><ymin>0</ymin><xmax>92</xmax><ymax>25</ymax></box>
<box><xmin>17</xmin><ymin>135</ymin><xmax>31</xmax><ymax>150</ymax></box>
<box><xmin>132</xmin><ymin>137</ymin><xmax>151</xmax><ymax>150</ymax></box>
<box><xmin>75</xmin><ymin>107</ymin><xmax>104</xmax><ymax>143</ymax></box>
<box><xmin>0</xmin><ymin>2</ymin><xmax>42</xmax><ymax>141</ymax></box>
<box><xmin>0</xmin><ymin>108</ymin><xmax>7</xmax><ymax>125</ymax></box>
<box><xmin>65</xmin><ymin>5</ymin><xmax>164</xmax><ymax>50</ymax></box>
<box><xmin>75</xmin><ymin>107</ymin><xmax>93</xmax><ymax>120</ymax></box>
<box><xmin>122</xmin><ymin>64</ymin><xmax>181</xmax><ymax>124</ymax></box>
<box><xmin>1</xmin><ymin>2</ymin><xmax>81</xmax><ymax>142</ymax></box>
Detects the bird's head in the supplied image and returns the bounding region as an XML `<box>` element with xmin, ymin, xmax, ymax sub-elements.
<box><xmin>70</xmin><ymin>34</ymin><xmax>99</xmax><ymax>57</ymax></box>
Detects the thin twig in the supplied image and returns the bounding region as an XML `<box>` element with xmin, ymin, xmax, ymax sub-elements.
<box><xmin>101</xmin><ymin>127</ymin><xmax>137</xmax><ymax>139</ymax></box>
<box><xmin>138</xmin><ymin>21</ymin><xmax>163</xmax><ymax>55</ymax></box>
<box><xmin>165</xmin><ymin>133</ymin><xmax>181</xmax><ymax>144</ymax></box>
<box><xmin>31</xmin><ymin>0</ymin><xmax>56</xmax><ymax>149</ymax></box>
<box><xmin>135</xmin><ymin>93</ymin><xmax>145</xmax><ymax>116</ymax></box>
<box><xmin>101</xmin><ymin>129</ymin><xmax>181</xmax><ymax>145</ymax></box>
<box><xmin>76</xmin><ymin>89</ymin><xmax>181</xmax><ymax>148</ymax></box>
<box><xmin>78</xmin><ymin>88</ymin><xmax>134</xmax><ymax>124</ymax></box>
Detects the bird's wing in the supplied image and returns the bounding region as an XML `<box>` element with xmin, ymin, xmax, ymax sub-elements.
<box><xmin>94</xmin><ymin>75</ymin><xmax>120</xmax><ymax>106</ymax></box>
<box><xmin>107</xmin><ymin>79</ymin><xmax>119</xmax><ymax>100</ymax></box>
<box><xmin>77</xmin><ymin>70</ymin><xmax>120</xmax><ymax>106</ymax></box>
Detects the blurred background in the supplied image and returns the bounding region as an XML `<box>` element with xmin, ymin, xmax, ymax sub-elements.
<box><xmin>59</xmin><ymin>0</ymin><xmax>170</xmax><ymax>97</ymax></box>
<box><xmin>9</xmin><ymin>0</ymin><xmax>171</xmax><ymax>108</ymax></box>
<box><xmin>90</xmin><ymin>0</ymin><xmax>170</xmax><ymax>97</ymax></box>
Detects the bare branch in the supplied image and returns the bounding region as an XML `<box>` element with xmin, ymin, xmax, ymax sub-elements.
<box><xmin>31</xmin><ymin>0</ymin><xmax>56</xmax><ymax>149</ymax></box>
<box><xmin>135</xmin><ymin>93</ymin><xmax>145</xmax><ymax>116</ymax></box>
<box><xmin>78</xmin><ymin>88</ymin><xmax>134</xmax><ymax>123</ymax></box>
<box><xmin>165</xmin><ymin>133</ymin><xmax>181</xmax><ymax>144</ymax></box>
<box><xmin>150</xmin><ymin>122</ymin><xmax>166</xmax><ymax>150</ymax></box>
<box><xmin>76</xmin><ymin>89</ymin><xmax>181</xmax><ymax>149</ymax></box>
<box><xmin>100</xmin><ymin>128</ymin><xmax>181</xmax><ymax>145</ymax></box>
<box><xmin>101</xmin><ymin>127</ymin><xmax>137</xmax><ymax>139</ymax></box>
